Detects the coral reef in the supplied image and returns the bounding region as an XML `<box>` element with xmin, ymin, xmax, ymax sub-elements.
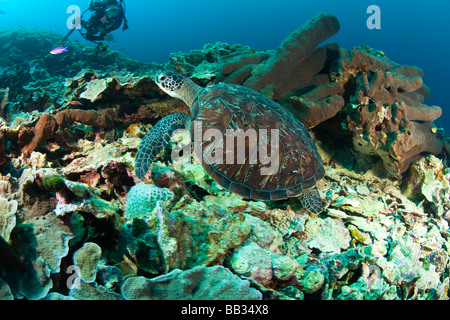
<box><xmin>166</xmin><ymin>14</ymin><xmax>443</xmax><ymax>177</ymax></box>
<box><xmin>0</xmin><ymin>13</ymin><xmax>448</xmax><ymax>301</ymax></box>
<box><xmin>0</xmin><ymin>28</ymin><xmax>156</xmax><ymax>97</ymax></box>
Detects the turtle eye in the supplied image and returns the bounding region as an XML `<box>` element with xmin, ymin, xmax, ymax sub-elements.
<box><xmin>159</xmin><ymin>75</ymin><xmax>166</xmax><ymax>82</ymax></box>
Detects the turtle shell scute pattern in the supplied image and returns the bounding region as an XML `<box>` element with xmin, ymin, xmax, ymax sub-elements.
<box><xmin>191</xmin><ymin>83</ymin><xmax>324</xmax><ymax>201</ymax></box>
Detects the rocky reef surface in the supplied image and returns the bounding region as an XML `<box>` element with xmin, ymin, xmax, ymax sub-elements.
<box><xmin>0</xmin><ymin>14</ymin><xmax>449</xmax><ymax>300</ymax></box>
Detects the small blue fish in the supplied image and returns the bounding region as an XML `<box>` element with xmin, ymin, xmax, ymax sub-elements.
<box><xmin>50</xmin><ymin>46</ymin><xmax>68</xmax><ymax>55</ymax></box>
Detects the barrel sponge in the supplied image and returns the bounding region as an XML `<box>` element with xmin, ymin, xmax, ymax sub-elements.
<box><xmin>124</xmin><ymin>182</ymin><xmax>174</xmax><ymax>219</ymax></box>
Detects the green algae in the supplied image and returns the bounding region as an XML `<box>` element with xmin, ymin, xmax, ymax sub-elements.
<box><xmin>42</xmin><ymin>174</ymin><xmax>65</xmax><ymax>193</ymax></box>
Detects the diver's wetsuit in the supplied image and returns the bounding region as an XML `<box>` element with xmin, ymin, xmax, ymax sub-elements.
<box><xmin>84</xmin><ymin>3</ymin><xmax>124</xmax><ymax>41</ymax></box>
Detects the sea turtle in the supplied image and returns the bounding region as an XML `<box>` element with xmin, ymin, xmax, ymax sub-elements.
<box><xmin>135</xmin><ymin>70</ymin><xmax>325</xmax><ymax>214</ymax></box>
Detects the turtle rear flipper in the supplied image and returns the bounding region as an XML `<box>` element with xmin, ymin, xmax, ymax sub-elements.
<box><xmin>135</xmin><ymin>113</ymin><xmax>190</xmax><ymax>179</ymax></box>
<box><xmin>299</xmin><ymin>187</ymin><xmax>323</xmax><ymax>214</ymax></box>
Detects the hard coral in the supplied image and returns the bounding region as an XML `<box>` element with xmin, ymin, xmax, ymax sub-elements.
<box><xmin>227</xmin><ymin>242</ymin><xmax>298</xmax><ymax>288</ymax></box>
<box><xmin>101</xmin><ymin>160</ymin><xmax>136</xmax><ymax>196</ymax></box>
<box><xmin>151</xmin><ymin>165</ymin><xmax>191</xmax><ymax>200</ymax></box>
<box><xmin>0</xmin><ymin>197</ymin><xmax>18</xmax><ymax>242</ymax></box>
<box><xmin>73</xmin><ymin>242</ymin><xmax>103</xmax><ymax>283</ymax></box>
<box><xmin>124</xmin><ymin>182</ymin><xmax>174</xmax><ymax>220</ymax></box>
<box><xmin>121</xmin><ymin>265</ymin><xmax>262</xmax><ymax>300</ymax></box>
<box><xmin>5</xmin><ymin>212</ymin><xmax>73</xmax><ymax>299</ymax></box>
<box><xmin>0</xmin><ymin>130</ymin><xmax>6</xmax><ymax>166</ymax></box>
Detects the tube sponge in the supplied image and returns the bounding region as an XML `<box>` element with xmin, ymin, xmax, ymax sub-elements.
<box><xmin>124</xmin><ymin>182</ymin><xmax>174</xmax><ymax>220</ymax></box>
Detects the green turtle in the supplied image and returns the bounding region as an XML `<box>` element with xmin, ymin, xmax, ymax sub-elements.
<box><xmin>135</xmin><ymin>70</ymin><xmax>325</xmax><ymax>214</ymax></box>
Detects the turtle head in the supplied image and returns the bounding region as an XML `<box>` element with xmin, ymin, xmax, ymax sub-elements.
<box><xmin>155</xmin><ymin>70</ymin><xmax>202</xmax><ymax>107</ymax></box>
<box><xmin>155</xmin><ymin>70</ymin><xmax>188</xmax><ymax>100</ymax></box>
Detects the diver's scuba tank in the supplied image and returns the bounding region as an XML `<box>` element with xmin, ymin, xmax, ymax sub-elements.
<box><xmin>89</xmin><ymin>0</ymin><xmax>118</xmax><ymax>11</ymax></box>
<box><xmin>89</xmin><ymin>0</ymin><xmax>128</xmax><ymax>30</ymax></box>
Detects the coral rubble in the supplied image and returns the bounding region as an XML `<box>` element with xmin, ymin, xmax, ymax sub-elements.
<box><xmin>0</xmin><ymin>14</ymin><xmax>449</xmax><ymax>301</ymax></box>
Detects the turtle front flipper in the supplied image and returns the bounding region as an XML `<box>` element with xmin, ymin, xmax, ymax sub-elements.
<box><xmin>135</xmin><ymin>113</ymin><xmax>191</xmax><ymax>179</ymax></box>
<box><xmin>299</xmin><ymin>187</ymin><xmax>323</xmax><ymax>214</ymax></box>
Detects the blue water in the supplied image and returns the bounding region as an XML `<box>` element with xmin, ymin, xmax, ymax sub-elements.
<box><xmin>1</xmin><ymin>0</ymin><xmax>449</xmax><ymax>130</ymax></box>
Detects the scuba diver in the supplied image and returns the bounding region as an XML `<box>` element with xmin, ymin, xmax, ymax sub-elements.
<box><xmin>62</xmin><ymin>0</ymin><xmax>128</xmax><ymax>57</ymax></box>
<box><xmin>82</xmin><ymin>0</ymin><xmax>128</xmax><ymax>42</ymax></box>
